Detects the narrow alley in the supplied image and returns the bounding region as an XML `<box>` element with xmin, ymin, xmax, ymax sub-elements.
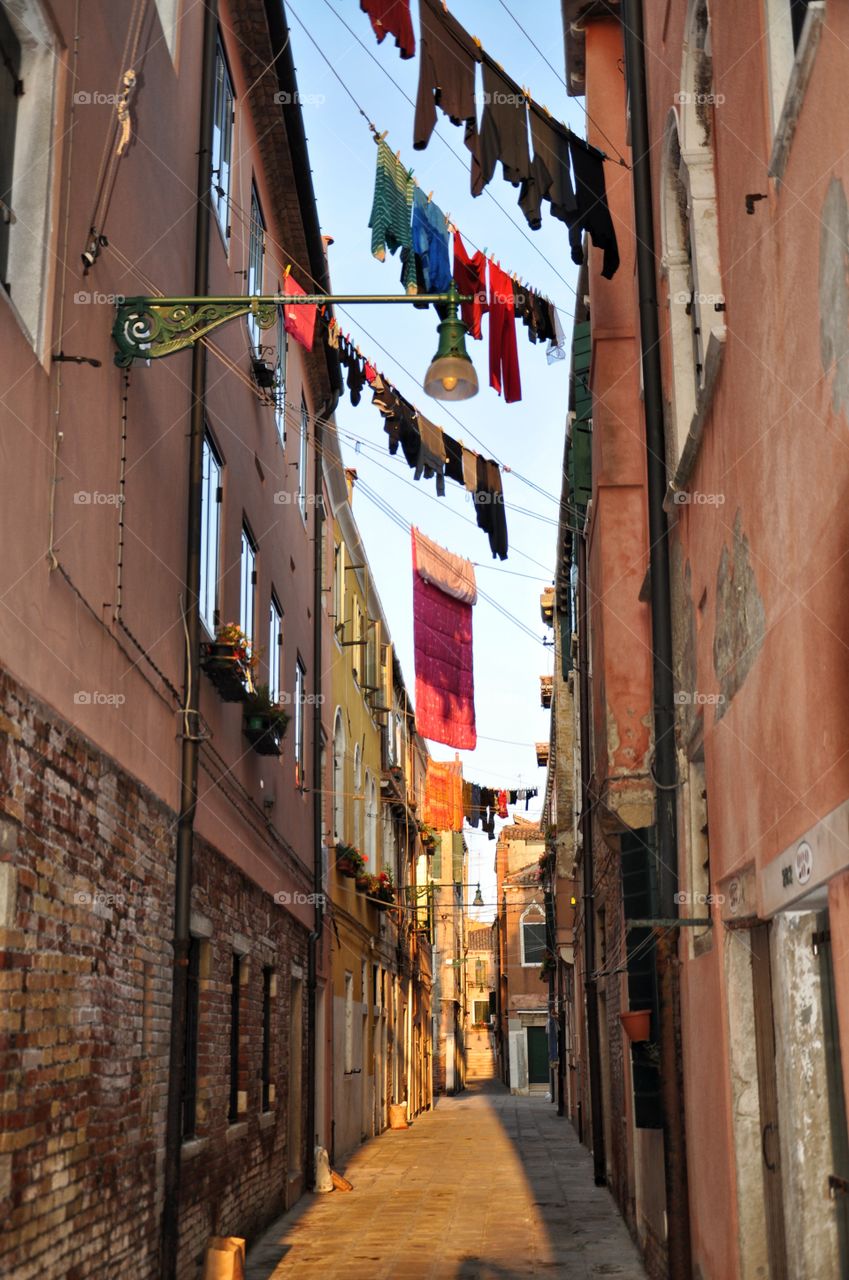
<box><xmin>245</xmin><ymin>1080</ymin><xmax>647</xmax><ymax>1280</ymax></box>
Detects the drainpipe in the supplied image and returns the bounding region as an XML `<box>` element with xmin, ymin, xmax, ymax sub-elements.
<box><xmin>621</xmin><ymin>3</ymin><xmax>692</xmax><ymax>1275</ymax></box>
<box><xmin>160</xmin><ymin>3</ymin><xmax>217</xmax><ymax>1276</ymax></box>
<box><xmin>577</xmin><ymin>531</ymin><xmax>605</xmax><ymax>1186</ymax></box>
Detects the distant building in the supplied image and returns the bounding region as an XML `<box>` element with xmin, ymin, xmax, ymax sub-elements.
<box><xmin>494</xmin><ymin>821</ymin><xmax>549</xmax><ymax>1094</ymax></box>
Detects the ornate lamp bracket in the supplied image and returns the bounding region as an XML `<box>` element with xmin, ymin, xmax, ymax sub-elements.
<box><xmin>112</xmin><ymin>296</ymin><xmax>279</xmax><ymax>366</ymax></box>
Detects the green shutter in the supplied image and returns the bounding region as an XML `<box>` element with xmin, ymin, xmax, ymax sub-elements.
<box><xmin>620</xmin><ymin>827</ymin><xmax>663</xmax><ymax>1130</ymax></box>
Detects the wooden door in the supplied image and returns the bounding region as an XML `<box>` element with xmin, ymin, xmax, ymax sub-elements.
<box><xmin>527</xmin><ymin>1025</ymin><xmax>549</xmax><ymax>1084</ymax></box>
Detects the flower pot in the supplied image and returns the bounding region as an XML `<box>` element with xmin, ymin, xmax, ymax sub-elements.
<box><xmin>619</xmin><ymin>1010</ymin><xmax>652</xmax><ymax>1043</ymax></box>
<box><xmin>244</xmin><ymin>713</ymin><xmax>283</xmax><ymax>756</ymax></box>
<box><xmin>337</xmin><ymin>860</ymin><xmax>357</xmax><ymax>879</ymax></box>
<box><xmin>201</xmin><ymin>643</ymin><xmax>250</xmax><ymax>703</ymax></box>
<box><xmin>355</xmin><ymin>876</ymin><xmax>370</xmax><ymax>893</ymax></box>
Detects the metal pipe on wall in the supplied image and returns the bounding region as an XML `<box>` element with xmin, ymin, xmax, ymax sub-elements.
<box><xmin>160</xmin><ymin>3</ymin><xmax>217</xmax><ymax>1275</ymax></box>
<box><xmin>620</xmin><ymin>2</ymin><xmax>692</xmax><ymax>1274</ymax></box>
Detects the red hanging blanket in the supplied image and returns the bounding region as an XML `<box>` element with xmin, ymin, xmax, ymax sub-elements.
<box><xmin>412</xmin><ymin>528</ymin><xmax>477</xmax><ymax>750</ymax></box>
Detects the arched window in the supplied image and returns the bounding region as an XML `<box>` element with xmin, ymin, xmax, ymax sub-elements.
<box><xmin>333</xmin><ymin>711</ymin><xmax>345</xmax><ymax>841</ymax></box>
<box><xmin>366</xmin><ymin>773</ymin><xmax>379</xmax><ymax>866</ymax></box>
<box><xmin>353</xmin><ymin>744</ymin><xmax>362</xmax><ymax>852</ymax></box>
<box><xmin>520</xmin><ymin>904</ymin><xmax>547</xmax><ymax>967</ymax></box>
<box><xmin>662</xmin><ymin>0</ymin><xmax>725</xmax><ymax>472</ymax></box>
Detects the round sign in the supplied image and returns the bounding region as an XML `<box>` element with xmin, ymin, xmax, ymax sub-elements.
<box><xmin>795</xmin><ymin>841</ymin><xmax>813</xmax><ymax>886</ymax></box>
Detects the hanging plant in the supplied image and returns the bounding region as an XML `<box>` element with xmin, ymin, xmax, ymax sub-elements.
<box><xmin>201</xmin><ymin>622</ymin><xmax>258</xmax><ymax>702</ymax></box>
<box><xmin>538</xmin><ymin>952</ymin><xmax>556</xmax><ymax>982</ymax></box>
<box><xmin>243</xmin><ymin>683</ymin><xmax>290</xmax><ymax>756</ymax></box>
<box><xmin>335</xmin><ymin>843</ymin><xmax>366</xmax><ymax>878</ymax></box>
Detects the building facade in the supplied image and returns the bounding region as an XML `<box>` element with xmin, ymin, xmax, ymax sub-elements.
<box><xmin>494</xmin><ymin>821</ymin><xmax>549</xmax><ymax>1095</ymax></box>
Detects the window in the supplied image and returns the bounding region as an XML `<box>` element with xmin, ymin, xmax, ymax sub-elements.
<box><xmin>199</xmin><ymin>435</ymin><xmax>222</xmax><ymax>635</ymax></box>
<box><xmin>0</xmin><ymin>0</ymin><xmax>58</xmax><ymax>352</ymax></box>
<box><xmin>333</xmin><ymin>710</ymin><xmax>345</xmax><ymax>839</ymax></box>
<box><xmin>764</xmin><ymin>0</ymin><xmax>824</xmax><ymax>176</ymax></box>
<box><xmin>274</xmin><ymin>314</ymin><xmax>287</xmax><ymax>445</ymax></box>
<box><xmin>240</xmin><ymin>526</ymin><xmax>256</xmax><ymax>649</ymax></box>
<box><xmin>268</xmin><ymin>596</ymin><xmax>282</xmax><ymax>703</ymax></box>
<box><xmin>261</xmin><ymin>966</ymin><xmax>273</xmax><ymax>1111</ymax></box>
<box><xmin>211</xmin><ymin>39</ymin><xmax>233</xmax><ymax>238</ymax></box>
<box><xmin>333</xmin><ymin>542</ymin><xmax>344</xmax><ymax>632</ymax></box>
<box><xmin>246</xmin><ymin>184</ymin><xmax>264</xmax><ymax>350</ymax></box>
<box><xmin>181</xmin><ymin>936</ymin><xmax>201</xmax><ymax>1138</ymax></box>
<box><xmin>228</xmin><ymin>952</ymin><xmax>241</xmax><ymax>1123</ymax></box>
<box><xmin>473</xmin><ymin>1000</ymin><xmax>490</xmax><ymax>1026</ymax></box>
<box><xmin>521</xmin><ymin>911</ymin><xmax>546</xmax><ymax>966</ymax></box>
<box><xmin>344</xmin><ymin>972</ymin><xmax>354</xmax><ymax>1073</ymax></box>
<box><xmin>294</xmin><ymin>658</ymin><xmax>306</xmax><ymax>786</ymax></box>
<box><xmin>353</xmin><ymin>745</ymin><xmax>362</xmax><ymax>849</ymax></box>
<box><xmin>298</xmin><ymin>394</ymin><xmax>309</xmax><ymax>518</ymax></box>
<box><xmin>153</xmin><ymin>0</ymin><xmax>180</xmax><ymax>62</ymax></box>
<box><xmin>365</xmin><ymin>772</ymin><xmax>378</xmax><ymax>862</ymax></box>
<box><xmin>475</xmin><ymin>959</ymin><xmax>486</xmax><ymax>988</ymax></box>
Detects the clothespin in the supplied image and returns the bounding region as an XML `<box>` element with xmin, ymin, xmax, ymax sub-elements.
<box><xmin>427</xmin><ymin>190</ymin><xmax>433</xmax><ymax>204</ymax></box>
<box><xmin>395</xmin><ymin>149</ymin><xmax>401</xmax><ymax>163</ymax></box>
<box><xmin>473</xmin><ymin>35</ymin><xmax>482</xmax><ymax>49</ymax></box>
<box><xmin>375</xmin><ymin>129</ymin><xmax>388</xmax><ymax>144</ymax></box>
<box><xmin>282</xmin><ymin>263</ymin><xmax>292</xmax><ymax>279</ymax></box>
<box><xmin>542</xmin><ymin>104</ymin><xmax>552</xmax><ymax>117</ymax></box>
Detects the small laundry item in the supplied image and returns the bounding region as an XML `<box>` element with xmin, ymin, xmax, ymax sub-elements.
<box><xmin>568</xmin><ymin>135</ymin><xmax>619</xmax><ymax>279</ymax></box>
<box><xmin>525</xmin><ymin>787</ymin><xmax>538</xmax><ymax>810</ymax></box>
<box><xmin>547</xmin><ymin>305</ymin><xmax>566</xmax><ymax>364</ymax></box>
<box><xmin>339</xmin><ymin>337</ymin><xmax>366</xmax><ymax>406</ymax></box>
<box><xmin>462</xmin><ymin>446</ymin><xmax>478</xmax><ymax>492</ymax></box>
<box><xmin>360</xmin><ymin>0</ymin><xmax>415</xmax><ymax>59</ymax></box>
<box><xmin>488</xmin><ymin>259</ymin><xmax>521</xmax><ymax>402</ymax></box>
<box><xmin>414</xmin><ymin>415</ymin><xmax>447</xmax><ymax>496</ymax></box>
<box><xmin>463</xmin><ymin>780</ymin><xmax>474</xmax><ymax>825</ymax></box>
<box><xmin>470</xmin><ymin>783</ymin><xmax>482</xmax><ymax>827</ymax></box>
<box><xmin>521</xmin><ymin>108</ymin><xmax>577</xmax><ymax>230</ymax></box>
<box><xmin>369</xmin><ymin>139</ymin><xmax>417</xmax><ymax>291</ymax></box>
<box><xmin>414</xmin><ymin>0</ymin><xmax>481</xmax><ymax>155</ymax></box>
<box><xmin>379</xmin><ymin>390</ymin><xmax>420</xmax><ymax>468</ymax></box>
<box><xmin>422</xmin><ymin>758</ymin><xmax>465</xmax><ymax>831</ymax></box>
<box><xmin>474</xmin><ymin>455</ymin><xmax>509</xmax><ymax>561</ymax></box>
<box><xmin>412</xmin><ymin>527</ymin><xmax>477</xmax><ymax>750</ymax></box>
<box><xmin>443</xmin><ymin>434</ymin><xmax>465</xmax><ymax>487</ymax></box>
<box><xmin>509</xmin><ymin>789</ymin><xmax>518</xmax><ymax>805</ymax></box>
<box><xmin>283</xmin><ymin>273</ymin><xmax>316</xmax><ymax>351</ymax></box>
<box><xmin>497</xmin><ymin>789</ymin><xmax>508</xmax><ymax>819</ymax></box>
<box><xmin>410</xmin><ymin>186</ymin><xmax>452</xmax><ymax>292</ymax></box>
<box><xmin>365</xmin><ymin>361</ymin><xmax>377</xmax><ymax>384</ymax></box>
<box><xmin>472</xmin><ymin>57</ymin><xmax>531</xmax><ymax>196</ymax></box>
<box><xmin>453</xmin><ymin>230</ymin><xmax>488</xmax><ymax>339</ymax></box>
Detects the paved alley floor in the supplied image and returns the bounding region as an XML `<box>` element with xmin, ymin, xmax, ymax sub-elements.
<box><xmin>245</xmin><ymin>1080</ymin><xmax>647</xmax><ymax>1280</ymax></box>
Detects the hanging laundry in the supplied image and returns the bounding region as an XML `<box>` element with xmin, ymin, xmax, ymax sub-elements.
<box><xmin>525</xmin><ymin>787</ymin><xmax>538</xmax><ymax>810</ymax></box>
<box><xmin>462</xmin><ymin>446</ymin><xmax>478</xmax><ymax>492</ymax></box>
<box><xmin>473</xmin><ymin>455</ymin><xmax>509</xmax><ymax>561</ymax></box>
<box><xmin>568</xmin><ymin>135</ymin><xmax>620</xmax><ymax>280</ymax></box>
<box><xmin>412</xmin><ymin>527</ymin><xmax>477</xmax><ymax>750</ymax></box>
<box><xmin>472</xmin><ymin>57</ymin><xmax>531</xmax><ymax>196</ymax></box>
<box><xmin>339</xmin><ymin>336</ymin><xmax>366</xmax><ymax>406</ymax></box>
<box><xmin>452</xmin><ymin>230</ymin><xmax>488</xmax><ymax>340</ymax></box>
<box><xmin>463</xmin><ymin>780</ymin><xmax>474</xmax><ymax>825</ymax></box>
<box><xmin>422</xmin><ymin>758</ymin><xmax>465</xmax><ymax>831</ymax></box>
<box><xmin>360</xmin><ymin>0</ymin><xmax>415</xmax><ymax>60</ymax></box>
<box><xmin>282</xmin><ymin>273</ymin><xmax>316</xmax><ymax>351</ymax></box>
<box><xmin>369</xmin><ymin>139</ymin><xmax>417</xmax><ymax>292</ymax></box>
<box><xmin>497</xmin><ymin>789</ymin><xmax>509</xmax><ymax>820</ymax></box>
<box><xmin>414</xmin><ymin>0</ymin><xmax>481</xmax><ymax>155</ymax></box>
<box><xmin>521</xmin><ymin>108</ymin><xmax>577</xmax><ymax>231</ymax></box>
<box><xmin>414</xmin><ymin>414</ymin><xmax>447</xmax><ymax>496</ymax></box>
<box><xmin>470</xmin><ymin>783</ymin><xmax>482</xmax><ymax>827</ymax></box>
<box><xmin>443</xmin><ymin>434</ymin><xmax>464</xmax><ymax>487</ymax></box>
<box><xmin>547</xmin><ymin>304</ymin><xmax>566</xmax><ymax>364</ymax></box>
<box><xmin>488</xmin><ymin>259</ymin><xmax>521</xmax><ymax>403</ymax></box>
<box><xmin>410</xmin><ymin>187</ymin><xmax>452</xmax><ymax>292</ymax></box>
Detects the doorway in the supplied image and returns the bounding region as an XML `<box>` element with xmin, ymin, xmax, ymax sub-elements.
<box><xmin>527</xmin><ymin>1025</ymin><xmax>549</xmax><ymax>1085</ymax></box>
<box><xmin>750</xmin><ymin>923</ymin><xmax>788</xmax><ymax>1280</ymax></box>
<box><xmin>287</xmin><ymin>973</ymin><xmax>304</xmax><ymax>1205</ymax></box>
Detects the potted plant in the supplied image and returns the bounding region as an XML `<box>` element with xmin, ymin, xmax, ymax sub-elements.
<box><xmin>619</xmin><ymin>1009</ymin><xmax>652</xmax><ymax>1043</ymax></box>
<box><xmin>243</xmin><ymin>683</ymin><xmax>289</xmax><ymax>756</ymax></box>
<box><xmin>538</xmin><ymin>952</ymin><xmax>556</xmax><ymax>982</ymax></box>
<box><xmin>335</xmin><ymin>843</ymin><xmax>365</xmax><ymax>878</ymax></box>
<box><xmin>374</xmin><ymin>869</ymin><xmax>395</xmax><ymax>909</ymax></box>
<box><xmin>201</xmin><ymin>622</ymin><xmax>256</xmax><ymax>702</ymax></box>
<box><xmin>355</xmin><ymin>870</ymin><xmax>373</xmax><ymax>894</ymax></box>
<box><xmin>419</xmin><ymin>822</ymin><xmax>437</xmax><ymax>853</ymax></box>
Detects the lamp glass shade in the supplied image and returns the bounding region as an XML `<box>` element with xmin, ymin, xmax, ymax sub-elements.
<box><xmin>424</xmin><ymin>353</ymin><xmax>479</xmax><ymax>401</ymax></box>
<box><xmin>472</xmin><ymin>884</ymin><xmax>484</xmax><ymax>908</ymax></box>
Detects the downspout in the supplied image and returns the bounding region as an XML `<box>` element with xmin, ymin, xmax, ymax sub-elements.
<box><xmin>620</xmin><ymin>3</ymin><xmax>692</xmax><ymax>1275</ymax></box>
<box><xmin>161</xmin><ymin>3</ymin><xmax>217</xmax><ymax>1276</ymax></box>
<box><xmin>577</xmin><ymin>531</ymin><xmax>606</xmax><ymax>1186</ymax></box>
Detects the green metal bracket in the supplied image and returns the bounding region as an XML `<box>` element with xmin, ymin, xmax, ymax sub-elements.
<box><xmin>112</xmin><ymin>286</ymin><xmax>471</xmax><ymax>367</ymax></box>
<box><xmin>626</xmin><ymin>917</ymin><xmax>712</xmax><ymax>929</ymax></box>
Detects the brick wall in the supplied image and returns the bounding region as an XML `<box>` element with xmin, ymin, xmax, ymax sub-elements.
<box><xmin>0</xmin><ymin>670</ymin><xmax>310</xmax><ymax>1279</ymax></box>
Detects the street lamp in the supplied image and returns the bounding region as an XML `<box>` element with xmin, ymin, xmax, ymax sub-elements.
<box><xmin>472</xmin><ymin>884</ymin><xmax>484</xmax><ymax>908</ymax></box>
<box><xmin>112</xmin><ymin>284</ymin><xmax>477</xmax><ymax>402</ymax></box>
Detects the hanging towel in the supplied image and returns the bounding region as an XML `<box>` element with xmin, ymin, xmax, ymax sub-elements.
<box><xmin>412</xmin><ymin>528</ymin><xmax>477</xmax><ymax>750</ymax></box>
<box><xmin>521</xmin><ymin>108</ymin><xmax>577</xmax><ymax>230</ymax></box>
<box><xmin>568</xmin><ymin>135</ymin><xmax>620</xmax><ymax>280</ymax></box>
<box><xmin>423</xmin><ymin>759</ymin><xmax>465</xmax><ymax>831</ymax></box>
<box><xmin>360</xmin><ymin>0</ymin><xmax>415</xmax><ymax>60</ymax></box>
<box><xmin>462</xmin><ymin>446</ymin><xmax>478</xmax><ymax>492</ymax></box>
<box><xmin>414</xmin><ymin>0</ymin><xmax>481</xmax><ymax>155</ymax></box>
<box><xmin>488</xmin><ymin>259</ymin><xmax>521</xmax><ymax>402</ymax></box>
<box><xmin>369</xmin><ymin>139</ymin><xmax>417</xmax><ymax>291</ymax></box>
<box><xmin>413</xmin><ymin>525</ymin><xmax>478</xmax><ymax>604</ymax></box>
<box><xmin>283</xmin><ymin>274</ymin><xmax>316</xmax><ymax>351</ymax></box>
<box><xmin>410</xmin><ymin>186</ymin><xmax>452</xmax><ymax>292</ymax></box>
<box><xmin>414</xmin><ymin>415</ymin><xmax>447</xmax><ymax>496</ymax></box>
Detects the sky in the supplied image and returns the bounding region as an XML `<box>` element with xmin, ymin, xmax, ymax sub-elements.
<box><xmin>285</xmin><ymin>0</ymin><xmax>586</xmax><ymax>918</ymax></box>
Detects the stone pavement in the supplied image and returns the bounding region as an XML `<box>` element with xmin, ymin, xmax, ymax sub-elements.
<box><xmin>245</xmin><ymin>1079</ymin><xmax>647</xmax><ymax>1280</ymax></box>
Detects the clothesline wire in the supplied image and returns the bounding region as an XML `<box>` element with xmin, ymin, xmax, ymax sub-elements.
<box><xmin>294</xmin><ymin>0</ymin><xmax>580</xmax><ymax>307</ymax></box>
<box><xmin>495</xmin><ymin>0</ymin><xmax>631</xmax><ymax>170</ymax></box>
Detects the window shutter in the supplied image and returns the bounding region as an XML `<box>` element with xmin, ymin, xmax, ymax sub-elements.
<box><xmin>215</xmin><ymin>485</ymin><xmax>223</xmax><ymax>503</ymax></box>
<box><xmin>251</xmin><ymin>569</ymin><xmax>257</xmax><ymax>585</ymax></box>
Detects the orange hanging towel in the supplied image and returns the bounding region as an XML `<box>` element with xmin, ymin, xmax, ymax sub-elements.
<box><xmin>283</xmin><ymin>273</ymin><xmax>316</xmax><ymax>351</ymax></box>
<box><xmin>423</xmin><ymin>759</ymin><xmax>464</xmax><ymax>832</ymax></box>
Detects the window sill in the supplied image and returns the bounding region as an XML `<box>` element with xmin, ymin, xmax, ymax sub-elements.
<box><xmin>181</xmin><ymin>1136</ymin><xmax>209</xmax><ymax>1159</ymax></box>
<box><xmin>259</xmin><ymin>1110</ymin><xmax>276</xmax><ymax>1130</ymax></box>
<box><xmin>225</xmin><ymin>1120</ymin><xmax>249</xmax><ymax>1140</ymax></box>
<box><xmin>768</xmin><ymin>1</ymin><xmax>826</xmax><ymax>181</ymax></box>
<box><xmin>665</xmin><ymin>327</ymin><xmax>726</xmax><ymax>509</ymax></box>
